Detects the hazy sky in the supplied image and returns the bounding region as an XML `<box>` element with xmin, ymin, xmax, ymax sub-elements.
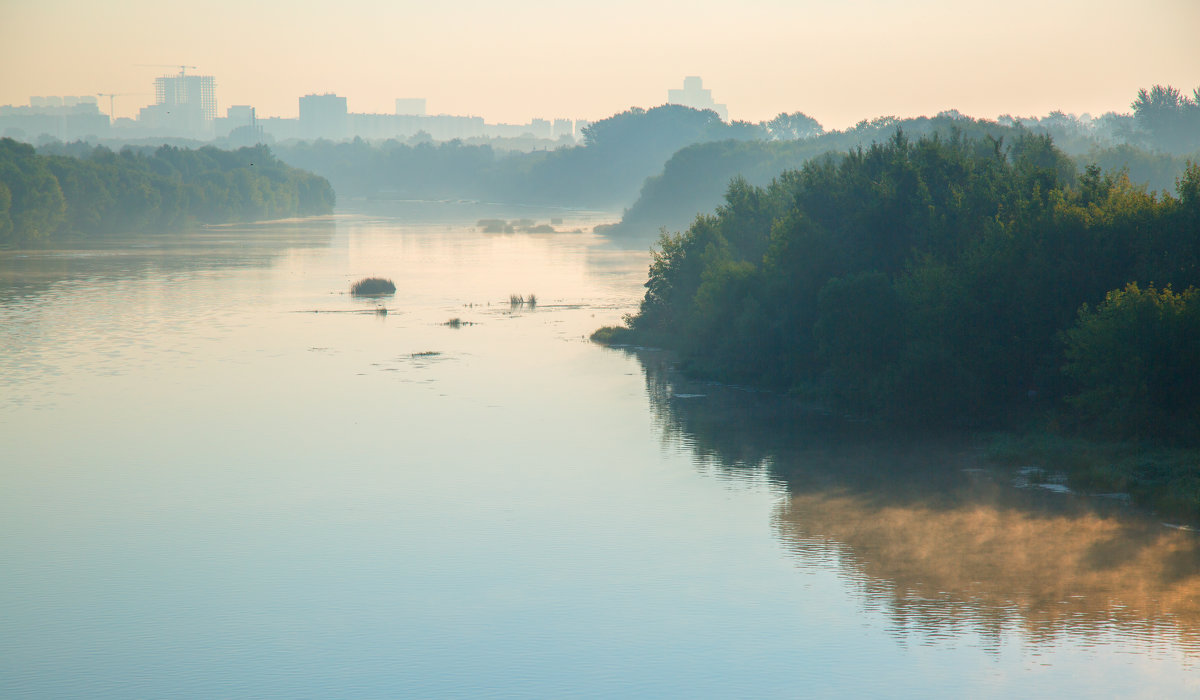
<box><xmin>2</xmin><ymin>0</ymin><xmax>1198</xmax><ymax>129</ymax></box>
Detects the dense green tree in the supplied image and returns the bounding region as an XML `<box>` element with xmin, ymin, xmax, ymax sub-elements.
<box><xmin>614</xmin><ymin>129</ymin><xmax>1200</xmax><ymax>437</ymax></box>
<box><xmin>1132</xmin><ymin>84</ymin><xmax>1200</xmax><ymax>153</ymax></box>
<box><xmin>0</xmin><ymin>138</ymin><xmax>65</xmax><ymax>244</ymax></box>
<box><xmin>0</xmin><ymin>138</ymin><xmax>334</xmax><ymax>246</ymax></box>
<box><xmin>1063</xmin><ymin>283</ymin><xmax>1200</xmax><ymax>440</ymax></box>
<box><xmin>0</xmin><ymin>181</ymin><xmax>12</xmax><ymax>242</ymax></box>
<box><xmin>764</xmin><ymin>112</ymin><xmax>823</xmax><ymax>141</ymax></box>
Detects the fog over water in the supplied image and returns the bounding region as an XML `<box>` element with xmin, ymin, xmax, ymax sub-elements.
<box><xmin>2</xmin><ymin>216</ymin><xmax>1197</xmax><ymax>697</ymax></box>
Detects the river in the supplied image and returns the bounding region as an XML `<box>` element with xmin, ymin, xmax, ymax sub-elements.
<box><xmin>1</xmin><ymin>211</ymin><xmax>1197</xmax><ymax>698</ymax></box>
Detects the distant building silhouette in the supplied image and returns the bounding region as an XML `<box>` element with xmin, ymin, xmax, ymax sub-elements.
<box><xmin>299</xmin><ymin>93</ymin><xmax>348</xmax><ymax>140</ymax></box>
<box><xmin>394</xmin><ymin>98</ymin><xmax>427</xmax><ymax>116</ymax></box>
<box><xmin>552</xmin><ymin>118</ymin><xmax>574</xmax><ymax>140</ymax></box>
<box><xmin>216</xmin><ymin>105</ymin><xmax>265</xmax><ymax>146</ymax></box>
<box><xmin>138</xmin><ymin>71</ymin><xmax>216</xmax><ymax>137</ymax></box>
<box><xmin>667</xmin><ymin>76</ymin><xmax>728</xmax><ymax>121</ymax></box>
<box><xmin>0</xmin><ymin>96</ymin><xmax>108</xmax><ymax>142</ymax></box>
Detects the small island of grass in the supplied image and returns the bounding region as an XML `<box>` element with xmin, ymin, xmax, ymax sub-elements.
<box><xmin>590</xmin><ymin>325</ymin><xmax>637</xmax><ymax>345</ymax></box>
<box><xmin>350</xmin><ymin>277</ymin><xmax>396</xmax><ymax>296</ymax></box>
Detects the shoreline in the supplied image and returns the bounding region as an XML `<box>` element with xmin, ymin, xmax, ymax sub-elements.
<box><xmin>594</xmin><ymin>327</ymin><xmax>1200</xmax><ymax>525</ymax></box>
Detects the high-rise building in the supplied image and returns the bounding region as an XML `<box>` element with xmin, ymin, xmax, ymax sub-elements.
<box><xmin>395</xmin><ymin>98</ymin><xmax>427</xmax><ymax>116</ymax></box>
<box><xmin>552</xmin><ymin>118</ymin><xmax>574</xmax><ymax>141</ymax></box>
<box><xmin>528</xmin><ymin>118</ymin><xmax>551</xmax><ymax>139</ymax></box>
<box><xmin>155</xmin><ymin>73</ymin><xmax>216</xmax><ymax>120</ymax></box>
<box><xmin>137</xmin><ymin>70</ymin><xmax>217</xmax><ymax>137</ymax></box>
<box><xmin>299</xmin><ymin>93</ymin><xmax>348</xmax><ymax>140</ymax></box>
<box><xmin>667</xmin><ymin>76</ymin><xmax>728</xmax><ymax>121</ymax></box>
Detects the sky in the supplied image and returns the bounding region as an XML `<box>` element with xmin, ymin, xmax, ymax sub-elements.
<box><xmin>1</xmin><ymin>0</ymin><xmax>1198</xmax><ymax>130</ymax></box>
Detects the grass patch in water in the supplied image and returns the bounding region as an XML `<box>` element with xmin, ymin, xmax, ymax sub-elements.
<box><xmin>350</xmin><ymin>277</ymin><xmax>396</xmax><ymax>296</ymax></box>
<box><xmin>508</xmin><ymin>293</ymin><xmax>537</xmax><ymax>309</ymax></box>
<box><xmin>590</xmin><ymin>325</ymin><xmax>637</xmax><ymax>345</ymax></box>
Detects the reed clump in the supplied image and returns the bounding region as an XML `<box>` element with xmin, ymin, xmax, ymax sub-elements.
<box><xmin>350</xmin><ymin>277</ymin><xmax>396</xmax><ymax>296</ymax></box>
<box><xmin>509</xmin><ymin>293</ymin><xmax>537</xmax><ymax>308</ymax></box>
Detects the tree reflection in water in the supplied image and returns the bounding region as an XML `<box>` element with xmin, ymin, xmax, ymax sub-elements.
<box><xmin>621</xmin><ymin>346</ymin><xmax>1200</xmax><ymax>655</ymax></box>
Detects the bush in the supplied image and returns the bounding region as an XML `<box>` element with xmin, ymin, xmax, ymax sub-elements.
<box><xmin>1062</xmin><ymin>283</ymin><xmax>1200</xmax><ymax>440</ymax></box>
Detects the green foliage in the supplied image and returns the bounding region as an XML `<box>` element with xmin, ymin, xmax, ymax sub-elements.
<box><xmin>1062</xmin><ymin>283</ymin><xmax>1200</xmax><ymax>440</ymax></box>
<box><xmin>0</xmin><ymin>138</ymin><xmax>65</xmax><ymax>245</ymax></box>
<box><xmin>0</xmin><ymin>138</ymin><xmax>335</xmax><ymax>246</ymax></box>
<box><xmin>1131</xmin><ymin>84</ymin><xmax>1200</xmax><ymax>153</ymax></box>
<box><xmin>813</xmin><ymin>272</ymin><xmax>903</xmax><ymax>412</ymax></box>
<box><xmin>764</xmin><ymin>112</ymin><xmax>823</xmax><ymax>141</ymax></box>
<box><xmin>0</xmin><ymin>181</ymin><xmax>12</xmax><ymax>241</ymax></box>
<box><xmin>590</xmin><ymin>325</ymin><xmax>637</xmax><ymax>345</ymax></box>
<box><xmin>617</xmin><ymin>129</ymin><xmax>1200</xmax><ymax>437</ymax></box>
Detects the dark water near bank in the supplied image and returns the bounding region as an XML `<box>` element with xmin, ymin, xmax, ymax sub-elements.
<box><xmin>1</xmin><ymin>214</ymin><xmax>1197</xmax><ymax>697</ymax></box>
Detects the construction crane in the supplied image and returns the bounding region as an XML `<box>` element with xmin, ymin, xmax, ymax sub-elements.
<box><xmin>136</xmin><ymin>64</ymin><xmax>199</xmax><ymax>77</ymax></box>
<box><xmin>96</xmin><ymin>93</ymin><xmax>136</xmax><ymax>120</ymax></box>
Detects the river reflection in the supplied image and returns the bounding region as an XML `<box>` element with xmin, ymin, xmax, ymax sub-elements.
<box><xmin>627</xmin><ymin>347</ymin><xmax>1200</xmax><ymax>656</ymax></box>
<box><xmin>0</xmin><ymin>217</ymin><xmax>337</xmax><ymax>305</ymax></box>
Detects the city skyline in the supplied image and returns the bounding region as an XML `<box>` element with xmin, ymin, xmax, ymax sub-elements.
<box><xmin>2</xmin><ymin>0</ymin><xmax>1198</xmax><ymax>129</ymax></box>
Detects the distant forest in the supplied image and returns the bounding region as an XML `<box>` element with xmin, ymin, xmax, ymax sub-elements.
<box><xmin>605</xmin><ymin>86</ymin><xmax>1200</xmax><ymax>238</ymax></box>
<box><xmin>602</xmin><ymin>131</ymin><xmax>1200</xmax><ymax>449</ymax></box>
<box><xmin>5</xmin><ymin>83</ymin><xmax>1195</xmax><ymax>252</ymax></box>
<box><xmin>0</xmin><ymin>139</ymin><xmax>334</xmax><ymax>246</ymax></box>
<box><xmin>273</xmin><ymin>104</ymin><xmax>767</xmax><ymax>209</ymax></box>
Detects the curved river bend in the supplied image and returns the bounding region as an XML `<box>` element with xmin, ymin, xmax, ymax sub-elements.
<box><xmin>1</xmin><ymin>212</ymin><xmax>1197</xmax><ymax>698</ymax></box>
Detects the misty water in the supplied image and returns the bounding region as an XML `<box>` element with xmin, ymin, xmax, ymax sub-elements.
<box><xmin>2</xmin><ymin>212</ymin><xmax>1198</xmax><ymax>698</ymax></box>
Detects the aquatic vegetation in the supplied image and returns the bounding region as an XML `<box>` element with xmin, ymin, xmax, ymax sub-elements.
<box><xmin>444</xmin><ymin>318</ymin><xmax>475</xmax><ymax>327</ymax></box>
<box><xmin>411</xmin><ymin>350</ymin><xmax>441</xmax><ymax>357</ymax></box>
<box><xmin>509</xmin><ymin>293</ymin><xmax>537</xmax><ymax>308</ymax></box>
<box><xmin>350</xmin><ymin>277</ymin><xmax>396</xmax><ymax>296</ymax></box>
<box><xmin>477</xmin><ymin>218</ymin><xmax>558</xmax><ymax>234</ymax></box>
<box><xmin>590</xmin><ymin>325</ymin><xmax>636</xmax><ymax>345</ymax></box>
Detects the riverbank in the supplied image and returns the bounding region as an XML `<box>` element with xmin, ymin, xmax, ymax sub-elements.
<box><xmin>593</xmin><ymin>328</ymin><xmax>1200</xmax><ymax>524</ymax></box>
<box><xmin>985</xmin><ymin>431</ymin><xmax>1200</xmax><ymax>524</ymax></box>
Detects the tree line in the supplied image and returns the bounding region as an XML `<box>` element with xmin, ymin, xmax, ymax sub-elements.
<box><xmin>604</xmin><ymin>111</ymin><xmax>1199</xmax><ymax>241</ymax></box>
<box><xmin>0</xmin><ymin>139</ymin><xmax>335</xmax><ymax>246</ymax></box>
<box><xmin>273</xmin><ymin>104</ymin><xmax>769</xmax><ymax>209</ymax></box>
<box><xmin>605</xmin><ymin>130</ymin><xmax>1200</xmax><ymax>445</ymax></box>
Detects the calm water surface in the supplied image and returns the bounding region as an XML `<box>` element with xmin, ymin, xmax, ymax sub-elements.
<box><xmin>2</xmin><ymin>213</ymin><xmax>1198</xmax><ymax>698</ymax></box>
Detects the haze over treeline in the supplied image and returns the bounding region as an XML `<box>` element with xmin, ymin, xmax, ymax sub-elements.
<box><xmin>275</xmin><ymin>83</ymin><xmax>1199</xmax><ymax>230</ymax></box>
<box><xmin>3</xmin><ymin>82</ymin><xmax>1198</xmax><ymax>248</ymax></box>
